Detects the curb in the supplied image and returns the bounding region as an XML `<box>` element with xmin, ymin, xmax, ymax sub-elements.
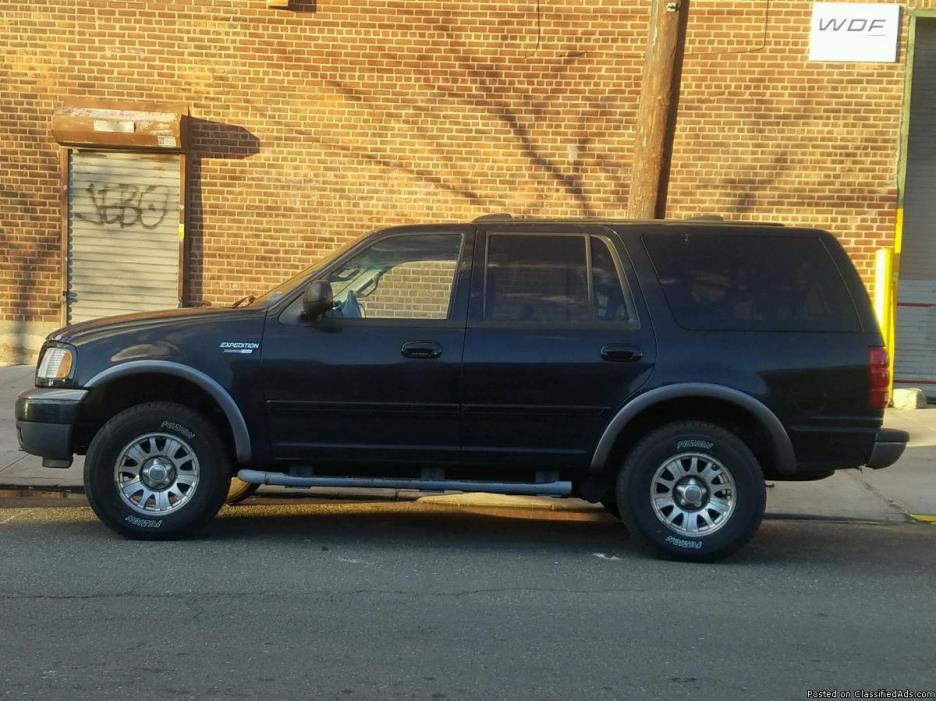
<box><xmin>414</xmin><ymin>492</ymin><xmax>602</xmax><ymax>512</ymax></box>
<box><xmin>0</xmin><ymin>483</ymin><xmax>603</xmax><ymax>512</ymax></box>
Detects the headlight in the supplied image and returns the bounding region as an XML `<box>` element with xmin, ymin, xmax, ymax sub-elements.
<box><xmin>36</xmin><ymin>346</ymin><xmax>75</xmax><ymax>385</ymax></box>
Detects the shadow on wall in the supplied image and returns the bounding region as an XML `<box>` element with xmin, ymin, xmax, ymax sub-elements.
<box><xmin>0</xmin><ymin>189</ymin><xmax>59</xmax><ymax>365</ymax></box>
<box><xmin>730</xmin><ymin>154</ymin><xmax>791</xmax><ymax>216</ymax></box>
<box><xmin>0</xmin><ymin>58</ymin><xmax>61</xmax><ymax>363</ymax></box>
<box><xmin>288</xmin><ymin>0</ymin><xmax>317</xmax><ymax>12</ymax></box>
<box><xmin>184</xmin><ymin>118</ymin><xmax>260</xmax><ymax>307</ymax></box>
<box><xmin>275</xmin><ymin>6</ymin><xmax>636</xmax><ymax>219</ymax></box>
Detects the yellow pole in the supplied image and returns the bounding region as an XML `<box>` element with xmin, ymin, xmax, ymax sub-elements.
<box><xmin>874</xmin><ymin>247</ymin><xmax>896</xmax><ymax>401</ymax></box>
<box><xmin>891</xmin><ymin>208</ymin><xmax>903</xmax><ymax>397</ymax></box>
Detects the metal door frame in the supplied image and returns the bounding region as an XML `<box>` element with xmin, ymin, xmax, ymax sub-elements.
<box><xmin>893</xmin><ymin>10</ymin><xmax>936</xmax><ymax>391</ymax></box>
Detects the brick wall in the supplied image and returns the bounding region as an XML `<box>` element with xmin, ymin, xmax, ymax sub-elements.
<box><xmin>0</xmin><ymin>0</ymin><xmax>928</xmax><ymax>345</ymax></box>
<box><xmin>670</xmin><ymin>0</ymin><xmax>917</xmax><ymax>284</ymax></box>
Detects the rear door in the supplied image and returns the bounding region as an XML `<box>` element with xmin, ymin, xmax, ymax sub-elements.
<box><xmin>460</xmin><ymin>223</ymin><xmax>655</xmax><ymax>472</ymax></box>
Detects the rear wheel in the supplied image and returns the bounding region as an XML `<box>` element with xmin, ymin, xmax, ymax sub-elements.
<box><xmin>616</xmin><ymin>421</ymin><xmax>765</xmax><ymax>562</ymax></box>
<box><xmin>84</xmin><ymin>402</ymin><xmax>230</xmax><ymax>539</ymax></box>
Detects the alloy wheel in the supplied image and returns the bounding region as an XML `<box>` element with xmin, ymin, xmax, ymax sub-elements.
<box><xmin>113</xmin><ymin>432</ymin><xmax>201</xmax><ymax>515</ymax></box>
<box><xmin>649</xmin><ymin>452</ymin><xmax>736</xmax><ymax>537</ymax></box>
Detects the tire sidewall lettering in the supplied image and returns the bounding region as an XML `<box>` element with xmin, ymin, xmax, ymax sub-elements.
<box><xmin>676</xmin><ymin>439</ymin><xmax>714</xmax><ymax>451</ymax></box>
<box><xmin>159</xmin><ymin>420</ymin><xmax>195</xmax><ymax>439</ymax></box>
<box><xmin>124</xmin><ymin>515</ymin><xmax>163</xmax><ymax>528</ymax></box>
<box><xmin>665</xmin><ymin>535</ymin><xmax>703</xmax><ymax>550</ymax></box>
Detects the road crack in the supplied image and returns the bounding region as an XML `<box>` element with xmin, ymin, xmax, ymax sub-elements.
<box><xmin>0</xmin><ymin>586</ymin><xmax>651</xmax><ymax>602</ymax></box>
<box><xmin>845</xmin><ymin>470</ymin><xmax>915</xmax><ymax>523</ymax></box>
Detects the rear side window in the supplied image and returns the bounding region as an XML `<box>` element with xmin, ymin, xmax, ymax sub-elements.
<box><xmin>484</xmin><ymin>234</ymin><xmax>637</xmax><ymax>324</ymax></box>
<box><xmin>643</xmin><ymin>233</ymin><xmax>860</xmax><ymax>332</ymax></box>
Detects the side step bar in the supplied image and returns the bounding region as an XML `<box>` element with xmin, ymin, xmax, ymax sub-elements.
<box><xmin>236</xmin><ymin>469</ymin><xmax>573</xmax><ymax>497</ymax></box>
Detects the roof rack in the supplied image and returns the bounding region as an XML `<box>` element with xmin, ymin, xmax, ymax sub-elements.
<box><xmin>684</xmin><ymin>215</ymin><xmax>786</xmax><ymax>227</ymax></box>
<box><xmin>465</xmin><ymin>213</ymin><xmax>785</xmax><ymax>227</ymax></box>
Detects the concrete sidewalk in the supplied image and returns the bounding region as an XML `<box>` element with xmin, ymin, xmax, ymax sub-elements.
<box><xmin>2</xmin><ymin>364</ymin><xmax>934</xmax><ymax>521</ymax></box>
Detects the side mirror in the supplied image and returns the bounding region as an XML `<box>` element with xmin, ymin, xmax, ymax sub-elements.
<box><xmin>301</xmin><ymin>279</ymin><xmax>334</xmax><ymax>320</ymax></box>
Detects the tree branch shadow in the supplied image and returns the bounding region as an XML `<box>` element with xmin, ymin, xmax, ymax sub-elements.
<box><xmin>307</xmin><ymin>135</ymin><xmax>489</xmax><ymax>207</ymax></box>
<box><xmin>277</xmin><ymin>10</ymin><xmax>632</xmax><ymax>218</ymax></box>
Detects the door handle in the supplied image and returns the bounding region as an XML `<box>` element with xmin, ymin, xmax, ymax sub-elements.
<box><xmin>600</xmin><ymin>344</ymin><xmax>643</xmax><ymax>362</ymax></box>
<box><xmin>401</xmin><ymin>341</ymin><xmax>443</xmax><ymax>359</ymax></box>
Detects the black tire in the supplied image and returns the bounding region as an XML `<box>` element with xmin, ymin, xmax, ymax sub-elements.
<box><xmin>616</xmin><ymin>421</ymin><xmax>765</xmax><ymax>562</ymax></box>
<box><xmin>84</xmin><ymin>402</ymin><xmax>231</xmax><ymax>540</ymax></box>
<box><xmin>600</xmin><ymin>497</ymin><xmax>621</xmax><ymax>519</ymax></box>
<box><xmin>226</xmin><ymin>478</ymin><xmax>260</xmax><ymax>506</ymax></box>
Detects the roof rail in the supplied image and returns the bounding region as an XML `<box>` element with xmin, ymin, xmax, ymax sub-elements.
<box><xmin>473</xmin><ymin>213</ymin><xmax>513</xmax><ymax>222</ymax></box>
<box><xmin>685</xmin><ymin>215</ymin><xmax>786</xmax><ymax>227</ymax></box>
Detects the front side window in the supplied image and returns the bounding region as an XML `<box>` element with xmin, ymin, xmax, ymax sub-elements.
<box><xmin>326</xmin><ymin>233</ymin><xmax>462</xmax><ymax>320</ymax></box>
<box><xmin>484</xmin><ymin>234</ymin><xmax>636</xmax><ymax>324</ymax></box>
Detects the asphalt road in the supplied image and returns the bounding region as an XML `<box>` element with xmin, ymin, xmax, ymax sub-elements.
<box><xmin>1</xmin><ymin>501</ymin><xmax>934</xmax><ymax>701</ymax></box>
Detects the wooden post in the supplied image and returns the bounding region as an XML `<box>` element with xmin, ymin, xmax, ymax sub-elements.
<box><xmin>627</xmin><ymin>0</ymin><xmax>690</xmax><ymax>219</ymax></box>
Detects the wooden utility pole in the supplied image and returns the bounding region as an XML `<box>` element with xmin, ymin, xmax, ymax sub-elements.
<box><xmin>627</xmin><ymin>0</ymin><xmax>690</xmax><ymax>219</ymax></box>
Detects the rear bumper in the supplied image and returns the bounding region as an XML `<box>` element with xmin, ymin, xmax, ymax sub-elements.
<box><xmin>14</xmin><ymin>388</ymin><xmax>87</xmax><ymax>466</ymax></box>
<box><xmin>865</xmin><ymin>428</ymin><xmax>909</xmax><ymax>470</ymax></box>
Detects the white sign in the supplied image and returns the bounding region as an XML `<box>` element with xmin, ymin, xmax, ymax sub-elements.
<box><xmin>809</xmin><ymin>3</ymin><xmax>900</xmax><ymax>63</ymax></box>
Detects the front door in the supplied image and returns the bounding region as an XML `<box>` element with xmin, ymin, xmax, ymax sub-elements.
<box><xmin>261</xmin><ymin>228</ymin><xmax>472</xmax><ymax>467</ymax></box>
<box><xmin>461</xmin><ymin>224</ymin><xmax>655</xmax><ymax>472</ymax></box>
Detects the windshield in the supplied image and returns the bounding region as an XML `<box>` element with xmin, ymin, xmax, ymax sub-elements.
<box><xmin>249</xmin><ymin>234</ymin><xmax>370</xmax><ymax>307</ymax></box>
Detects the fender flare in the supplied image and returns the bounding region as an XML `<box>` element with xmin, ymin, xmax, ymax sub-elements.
<box><xmin>590</xmin><ymin>383</ymin><xmax>797</xmax><ymax>476</ymax></box>
<box><xmin>85</xmin><ymin>360</ymin><xmax>252</xmax><ymax>464</ymax></box>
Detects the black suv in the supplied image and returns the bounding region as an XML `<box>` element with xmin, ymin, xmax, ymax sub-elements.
<box><xmin>15</xmin><ymin>217</ymin><xmax>908</xmax><ymax>560</ymax></box>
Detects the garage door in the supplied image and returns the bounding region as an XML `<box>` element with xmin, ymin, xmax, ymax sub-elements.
<box><xmin>67</xmin><ymin>151</ymin><xmax>181</xmax><ymax>324</ymax></box>
<box><xmin>895</xmin><ymin>18</ymin><xmax>936</xmax><ymax>399</ymax></box>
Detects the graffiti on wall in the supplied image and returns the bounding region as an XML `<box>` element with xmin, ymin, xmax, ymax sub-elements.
<box><xmin>74</xmin><ymin>183</ymin><xmax>172</xmax><ymax>230</ymax></box>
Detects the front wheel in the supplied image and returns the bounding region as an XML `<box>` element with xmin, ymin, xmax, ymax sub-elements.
<box><xmin>616</xmin><ymin>421</ymin><xmax>766</xmax><ymax>562</ymax></box>
<box><xmin>84</xmin><ymin>402</ymin><xmax>231</xmax><ymax>539</ymax></box>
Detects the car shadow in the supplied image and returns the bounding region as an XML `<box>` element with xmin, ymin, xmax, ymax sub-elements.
<box><xmin>6</xmin><ymin>501</ymin><xmax>931</xmax><ymax>570</ymax></box>
<box><xmin>191</xmin><ymin>502</ymin><xmax>930</xmax><ymax>568</ymax></box>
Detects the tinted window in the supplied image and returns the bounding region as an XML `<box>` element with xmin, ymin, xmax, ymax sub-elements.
<box><xmin>327</xmin><ymin>233</ymin><xmax>461</xmax><ymax>320</ymax></box>
<box><xmin>485</xmin><ymin>235</ymin><xmax>587</xmax><ymax>323</ymax></box>
<box><xmin>643</xmin><ymin>233</ymin><xmax>860</xmax><ymax>332</ymax></box>
<box><xmin>484</xmin><ymin>234</ymin><xmax>635</xmax><ymax>324</ymax></box>
<box><xmin>591</xmin><ymin>237</ymin><xmax>635</xmax><ymax>322</ymax></box>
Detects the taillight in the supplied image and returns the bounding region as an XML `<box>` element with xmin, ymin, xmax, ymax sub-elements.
<box><xmin>869</xmin><ymin>346</ymin><xmax>890</xmax><ymax>410</ymax></box>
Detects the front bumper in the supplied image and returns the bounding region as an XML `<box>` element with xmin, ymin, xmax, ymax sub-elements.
<box><xmin>14</xmin><ymin>387</ymin><xmax>88</xmax><ymax>467</ymax></box>
<box><xmin>865</xmin><ymin>428</ymin><xmax>909</xmax><ymax>470</ymax></box>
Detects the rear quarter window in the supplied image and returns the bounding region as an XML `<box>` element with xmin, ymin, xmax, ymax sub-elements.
<box><xmin>642</xmin><ymin>233</ymin><xmax>861</xmax><ymax>332</ymax></box>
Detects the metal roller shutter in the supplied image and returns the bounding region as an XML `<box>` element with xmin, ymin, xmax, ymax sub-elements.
<box><xmin>895</xmin><ymin>18</ymin><xmax>936</xmax><ymax>398</ymax></box>
<box><xmin>67</xmin><ymin>151</ymin><xmax>181</xmax><ymax>324</ymax></box>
